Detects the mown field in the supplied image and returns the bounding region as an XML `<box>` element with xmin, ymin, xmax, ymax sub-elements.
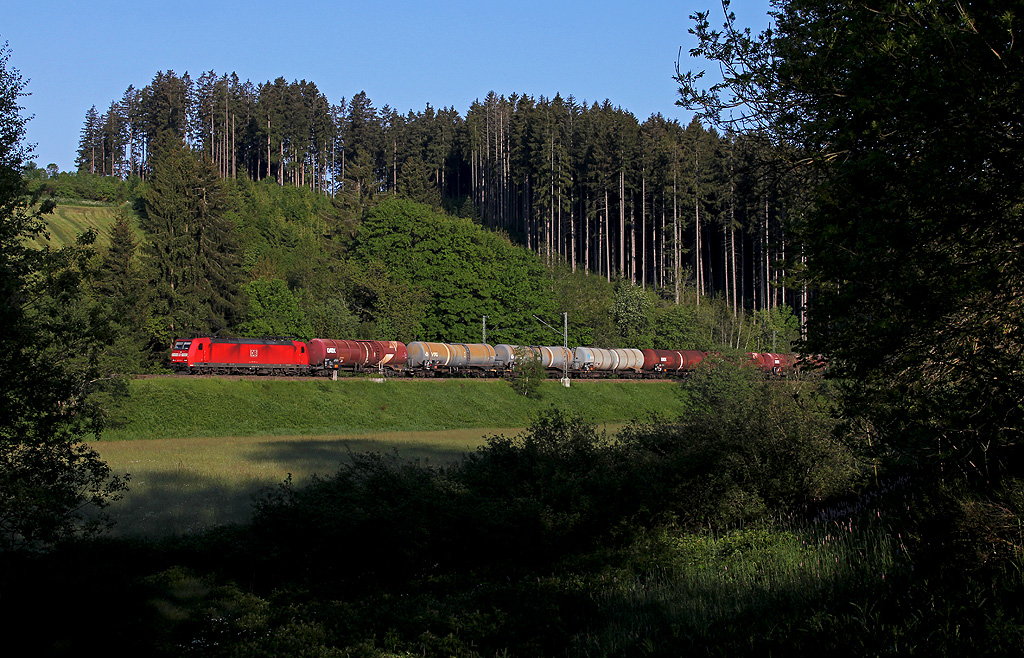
<box><xmin>93</xmin><ymin>377</ymin><xmax>686</xmax><ymax>536</ymax></box>
<box><xmin>31</xmin><ymin>201</ymin><xmax>134</xmax><ymax>248</ymax></box>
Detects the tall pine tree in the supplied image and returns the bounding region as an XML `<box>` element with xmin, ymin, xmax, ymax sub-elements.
<box><xmin>141</xmin><ymin>132</ymin><xmax>242</xmax><ymax>343</ymax></box>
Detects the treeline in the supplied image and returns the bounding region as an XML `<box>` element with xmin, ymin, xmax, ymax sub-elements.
<box><xmin>77</xmin><ymin>71</ymin><xmax>801</xmax><ymax>318</ymax></box>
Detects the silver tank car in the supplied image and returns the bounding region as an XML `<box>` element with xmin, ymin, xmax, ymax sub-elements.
<box><xmin>572</xmin><ymin>346</ymin><xmax>617</xmax><ymax>371</ymax></box>
<box><xmin>613</xmin><ymin>348</ymin><xmax>645</xmax><ymax>372</ymax></box>
<box><xmin>494</xmin><ymin>344</ymin><xmax>518</xmax><ymax>368</ymax></box>
<box><xmin>537</xmin><ymin>345</ymin><xmax>572</xmax><ymax>371</ymax></box>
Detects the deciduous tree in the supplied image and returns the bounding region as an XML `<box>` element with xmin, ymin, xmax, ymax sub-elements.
<box><xmin>679</xmin><ymin>0</ymin><xmax>1024</xmax><ymax>485</ymax></box>
<box><xmin>0</xmin><ymin>42</ymin><xmax>127</xmax><ymax>550</ymax></box>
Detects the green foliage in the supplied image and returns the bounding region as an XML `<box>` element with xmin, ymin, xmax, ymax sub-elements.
<box><xmin>652</xmin><ymin>297</ymin><xmax>791</xmax><ymax>353</ymax></box>
<box><xmin>619</xmin><ymin>360</ymin><xmax>858</xmax><ymax>526</ymax></box>
<box><xmin>94</xmin><ymin>207</ymin><xmax>158</xmax><ymax>374</ymax></box>
<box><xmin>355</xmin><ymin>197</ymin><xmax>556</xmax><ymax>343</ymax></box>
<box><xmin>612</xmin><ymin>280</ymin><xmax>655</xmax><ymax>348</ymax></box>
<box><xmin>246</xmin><ymin>389</ymin><xmax>853</xmax><ymax>587</ymax></box>
<box><xmin>237</xmin><ymin>277</ymin><xmax>314</xmax><ymax>340</ymax></box>
<box><xmin>653</xmin><ymin>301</ymin><xmax>709</xmax><ymax>350</ymax></box>
<box><xmin>294</xmin><ymin>287</ymin><xmax>358</xmax><ymax>340</ymax></box>
<box><xmin>549</xmin><ymin>265</ymin><xmax>617</xmax><ymax>347</ymax></box>
<box><xmin>140</xmin><ymin>133</ymin><xmax>243</xmax><ymax>340</ymax></box>
<box><xmin>346</xmin><ymin>259</ymin><xmax>428</xmax><ymax>342</ymax></box>
<box><xmin>249</xmin><ymin>410</ymin><xmax>624</xmax><ymax>585</ymax></box>
<box><xmin>27</xmin><ymin>170</ymin><xmax>141</xmax><ymax>203</ymax></box>
<box><xmin>227</xmin><ymin>176</ymin><xmax>358</xmax><ymax>282</ymax></box>
<box><xmin>682</xmin><ymin>0</ymin><xmax>1024</xmax><ymax>487</ymax></box>
<box><xmin>750</xmin><ymin>305</ymin><xmax>799</xmax><ymax>353</ymax></box>
<box><xmin>507</xmin><ymin>347</ymin><xmax>545</xmax><ymax>398</ymax></box>
<box><xmin>0</xmin><ymin>43</ymin><xmax>127</xmax><ymax>550</ymax></box>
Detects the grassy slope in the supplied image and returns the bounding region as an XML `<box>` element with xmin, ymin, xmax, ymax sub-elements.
<box><xmin>30</xmin><ymin>202</ymin><xmax>138</xmax><ymax>249</ymax></box>
<box><xmin>103</xmin><ymin>376</ymin><xmax>689</xmax><ymax>441</ymax></box>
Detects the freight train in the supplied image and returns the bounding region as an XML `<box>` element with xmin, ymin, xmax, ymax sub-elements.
<box><xmin>170</xmin><ymin>336</ymin><xmax>801</xmax><ymax>378</ymax></box>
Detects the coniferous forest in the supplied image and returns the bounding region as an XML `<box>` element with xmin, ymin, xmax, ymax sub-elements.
<box><xmin>75</xmin><ymin>70</ymin><xmax>799</xmax><ymax>319</ymax></box>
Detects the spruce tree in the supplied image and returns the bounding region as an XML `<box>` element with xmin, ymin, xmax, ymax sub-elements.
<box><xmin>141</xmin><ymin>132</ymin><xmax>242</xmax><ymax>342</ymax></box>
<box><xmin>76</xmin><ymin>105</ymin><xmax>101</xmax><ymax>173</ymax></box>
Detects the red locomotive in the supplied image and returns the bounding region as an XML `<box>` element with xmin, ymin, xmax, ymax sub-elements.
<box><xmin>171</xmin><ymin>337</ymin><xmax>310</xmax><ymax>375</ymax></box>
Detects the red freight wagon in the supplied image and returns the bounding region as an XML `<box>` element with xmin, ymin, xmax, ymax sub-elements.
<box><xmin>361</xmin><ymin>340</ymin><xmax>408</xmax><ymax>370</ymax></box>
<box><xmin>307</xmin><ymin>339</ymin><xmax>371</xmax><ymax>370</ymax></box>
<box><xmin>307</xmin><ymin>339</ymin><xmax>408</xmax><ymax>372</ymax></box>
<box><xmin>747</xmin><ymin>352</ymin><xmax>795</xmax><ymax>374</ymax></box>
<box><xmin>170</xmin><ymin>337</ymin><xmax>309</xmax><ymax>374</ymax></box>
<box><xmin>640</xmin><ymin>349</ymin><xmax>706</xmax><ymax>373</ymax></box>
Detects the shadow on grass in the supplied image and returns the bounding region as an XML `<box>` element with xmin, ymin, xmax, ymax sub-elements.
<box><xmin>247</xmin><ymin>437</ymin><xmax>474</xmax><ymax>470</ymax></box>
<box><xmin>99</xmin><ymin>435</ymin><xmax>483</xmax><ymax>539</ymax></box>
<box><xmin>102</xmin><ymin>470</ymin><xmax>267</xmax><ymax>537</ymax></box>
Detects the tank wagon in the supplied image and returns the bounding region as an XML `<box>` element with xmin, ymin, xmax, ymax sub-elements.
<box><xmin>406</xmin><ymin>342</ymin><xmax>497</xmax><ymax>374</ymax></box>
<box><xmin>572</xmin><ymin>347</ymin><xmax>644</xmax><ymax>374</ymax></box>
<box><xmin>641</xmin><ymin>349</ymin><xmax>707</xmax><ymax>374</ymax></box>
<box><xmin>747</xmin><ymin>352</ymin><xmax>797</xmax><ymax>374</ymax></box>
<box><xmin>307</xmin><ymin>339</ymin><xmax>407</xmax><ymax>373</ymax></box>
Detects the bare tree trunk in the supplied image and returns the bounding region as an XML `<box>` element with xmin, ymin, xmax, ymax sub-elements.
<box><xmin>764</xmin><ymin>197</ymin><xmax>770</xmax><ymax>310</ymax></box>
<box><xmin>585</xmin><ymin>200</ymin><xmax>590</xmax><ymax>274</ymax></box>
<box><xmin>549</xmin><ymin>138</ymin><xmax>554</xmax><ymax>266</ymax></box>
<box><xmin>694</xmin><ymin>146</ymin><xmax>702</xmax><ymax>303</ymax></box>
<box><xmin>801</xmin><ymin>250</ymin><xmax>808</xmax><ymax>339</ymax></box>
<box><xmin>619</xmin><ymin>170</ymin><xmax>625</xmax><ymax>279</ymax></box>
<box><xmin>660</xmin><ymin>199</ymin><xmax>665</xmax><ymax>289</ymax></box>
<box><xmin>780</xmin><ymin>235</ymin><xmax>786</xmax><ymax>309</ymax></box>
<box><xmin>631</xmin><ymin>197</ymin><xmax>636</xmax><ymax>285</ymax></box>
<box><xmin>731</xmin><ymin>226</ymin><xmax>738</xmax><ymax>317</ymax></box>
<box><xmin>641</xmin><ymin>174</ymin><xmax>646</xmax><ymax>288</ymax></box>
<box><xmin>673</xmin><ymin>170</ymin><xmax>680</xmax><ymax>305</ymax></box>
<box><xmin>723</xmin><ymin>217</ymin><xmax>729</xmax><ymax>313</ymax></box>
<box><xmin>604</xmin><ymin>190</ymin><xmax>611</xmax><ymax>282</ymax></box>
<box><xmin>570</xmin><ymin>189</ymin><xmax>576</xmax><ymax>273</ymax></box>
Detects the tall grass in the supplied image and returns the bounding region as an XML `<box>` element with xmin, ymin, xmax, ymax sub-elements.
<box><xmin>573</xmin><ymin>518</ymin><xmax>906</xmax><ymax>655</ymax></box>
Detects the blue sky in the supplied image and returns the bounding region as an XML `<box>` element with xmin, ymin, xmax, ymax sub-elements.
<box><xmin>3</xmin><ymin>0</ymin><xmax>773</xmax><ymax>172</ymax></box>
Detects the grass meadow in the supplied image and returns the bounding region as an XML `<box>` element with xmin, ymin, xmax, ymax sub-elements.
<box><xmin>93</xmin><ymin>376</ymin><xmax>662</xmax><ymax>536</ymax></box>
<box><xmin>92</xmin><ymin>427</ymin><xmax>543</xmax><ymax>536</ymax></box>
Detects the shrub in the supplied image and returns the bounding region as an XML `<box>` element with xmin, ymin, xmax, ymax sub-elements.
<box><xmin>617</xmin><ymin>360</ymin><xmax>861</xmax><ymax>527</ymax></box>
<box><xmin>507</xmin><ymin>347</ymin><xmax>545</xmax><ymax>398</ymax></box>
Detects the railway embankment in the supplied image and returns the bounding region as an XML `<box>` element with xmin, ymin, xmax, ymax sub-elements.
<box><xmin>100</xmin><ymin>376</ymin><xmax>690</xmax><ymax>441</ymax></box>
